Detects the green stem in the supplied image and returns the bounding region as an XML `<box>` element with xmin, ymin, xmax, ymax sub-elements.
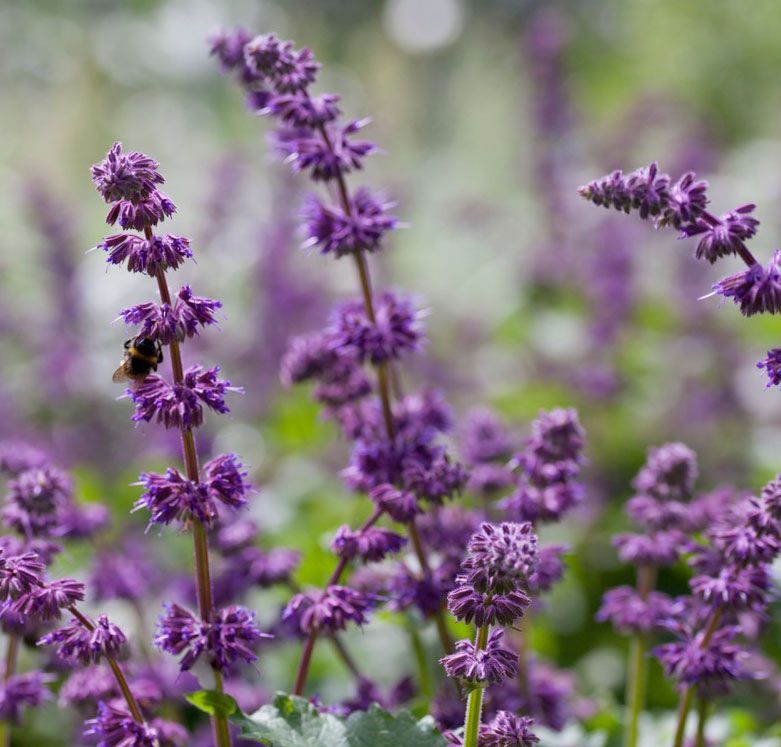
<box><xmin>406</xmin><ymin>618</ymin><xmax>432</xmax><ymax>700</ymax></box>
<box><xmin>462</xmin><ymin>626</ymin><xmax>490</xmax><ymax>747</ymax></box>
<box><xmin>624</xmin><ymin>564</ymin><xmax>656</xmax><ymax>747</ymax></box>
<box><xmin>694</xmin><ymin>697</ymin><xmax>709</xmax><ymax>747</ymax></box>
<box><xmin>671</xmin><ymin>611</ymin><xmax>722</xmax><ymax>747</ymax></box>
<box><xmin>624</xmin><ymin>634</ymin><xmax>647</xmax><ymax>747</ymax></box>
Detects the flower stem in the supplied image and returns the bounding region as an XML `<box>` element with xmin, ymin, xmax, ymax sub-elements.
<box><xmin>68</xmin><ymin>605</ymin><xmax>145</xmax><ymax>724</ymax></box>
<box><xmin>625</xmin><ymin>564</ymin><xmax>656</xmax><ymax>747</ymax></box>
<box><xmin>406</xmin><ymin>617</ymin><xmax>432</xmax><ymax>700</ymax></box>
<box><xmin>150</xmin><ymin>252</ymin><xmax>231</xmax><ymax>747</ymax></box>
<box><xmin>462</xmin><ymin>625</ymin><xmax>490</xmax><ymax>747</ymax></box>
<box><xmin>694</xmin><ymin>697</ymin><xmax>709</xmax><ymax>747</ymax></box>
<box><xmin>0</xmin><ymin>634</ymin><xmax>20</xmax><ymax>747</ymax></box>
<box><xmin>671</xmin><ymin>610</ymin><xmax>722</xmax><ymax>747</ymax></box>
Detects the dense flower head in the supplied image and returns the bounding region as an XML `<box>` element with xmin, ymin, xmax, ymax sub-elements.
<box><xmin>712</xmin><ymin>251</ymin><xmax>781</xmax><ymax>316</ymax></box>
<box><xmin>624</xmin><ymin>494</ymin><xmax>694</xmax><ymax>532</ymax></box>
<box><xmin>209</xmin><ymin>26</ymin><xmax>258</xmax><ymax>81</ymax></box>
<box><xmin>447</xmin><ymin>581</ymin><xmax>530</xmax><ymax>627</ymax></box>
<box><xmin>527</xmin><ymin>545</ymin><xmax>568</xmax><ymax>594</ymax></box>
<box><xmin>119</xmin><ymin>286</ymin><xmax>221</xmax><ymax>343</ymax></box>
<box><xmin>99</xmin><ymin>233</ymin><xmax>191</xmax><ymax>275</ymax></box>
<box><xmin>459</xmin><ymin>408</ymin><xmax>514</xmax><ymax>465</ymax></box>
<box><xmin>283</xmin><ymin>585</ymin><xmax>377</xmax><ymax>635</ymax></box>
<box><xmin>655</xmin><ymin>623</ymin><xmax>745</xmax><ymax>688</ymax></box>
<box><xmin>613</xmin><ymin>530</ymin><xmax>689</xmax><ymax>567</ymax></box>
<box><xmin>658</xmin><ymin>172</ymin><xmax>710</xmax><ymax>231</ymax></box>
<box><xmin>273</xmin><ymin>119</ymin><xmax>376</xmax><ymax>182</ymax></box>
<box><xmin>4</xmin><ymin>466</ymin><xmax>73</xmax><ymax>537</ymax></box>
<box><xmin>690</xmin><ymin>564</ymin><xmax>770</xmax><ymax>612</ymax></box>
<box><xmin>135</xmin><ymin>454</ymin><xmax>249</xmax><ymax>527</ymax></box>
<box><xmin>264</xmin><ymin>92</ymin><xmax>341</xmax><ymax>128</ymax></box>
<box><xmin>499</xmin><ymin>481</ymin><xmax>583</xmax><ymax>524</ymax></box>
<box><xmin>596</xmin><ymin>587</ymin><xmax>676</xmax><ymax>635</ymax></box>
<box><xmin>243</xmin><ymin>33</ymin><xmax>320</xmax><ymax>92</ymax></box>
<box><xmin>330</xmin><ymin>291</ymin><xmax>425</xmax><ymax>365</ymax></box>
<box><xmin>440</xmin><ymin>630</ymin><xmax>518</xmax><ymax>685</ymax></box>
<box><xmin>330</xmin><ymin>524</ymin><xmax>406</xmax><ymax>563</ymax></box>
<box><xmin>91</xmin><ymin>142</ymin><xmax>164</xmax><ymax>204</ymax></box>
<box><xmin>59</xmin><ymin>666</ymin><xmax>117</xmax><ymax>708</ymax></box>
<box><xmin>128</xmin><ymin>366</ymin><xmax>239</xmax><ymax>429</ymax></box>
<box><xmin>155</xmin><ymin>603</ymin><xmax>268</xmax><ymax>673</ymax></box>
<box><xmin>39</xmin><ymin>614</ymin><xmax>127</xmax><ymax>665</ymax></box>
<box><xmin>0</xmin><ymin>671</ymin><xmax>53</xmax><ymax>724</ymax></box>
<box><xmin>85</xmin><ymin>702</ymin><xmax>160</xmax><ymax>747</ymax></box>
<box><xmin>523</xmin><ymin>407</ymin><xmax>585</xmax><ymax>471</ymax></box>
<box><xmin>105</xmin><ymin>192</ymin><xmax>177</xmax><ymax>231</ymax></box>
<box><xmin>684</xmin><ymin>204</ymin><xmax>759</xmax><ymax>263</ymax></box>
<box><xmin>632</xmin><ymin>442</ymin><xmax>697</xmax><ymax>503</ymax></box>
<box><xmin>303</xmin><ymin>188</ymin><xmax>398</xmax><ymax>257</ymax></box>
<box><xmin>578</xmin><ymin>162</ymin><xmax>671</xmax><ymax>220</ymax></box>
<box><xmin>480</xmin><ymin>711</ymin><xmax>540</xmax><ymax>747</ymax></box>
<box><xmin>463</xmin><ymin>522</ymin><xmax>538</xmax><ymax>594</ymax></box>
<box><xmin>711</xmin><ymin>517</ymin><xmax>781</xmax><ymax>565</ymax></box>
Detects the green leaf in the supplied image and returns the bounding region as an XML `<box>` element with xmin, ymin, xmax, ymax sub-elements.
<box><xmin>185</xmin><ymin>689</ymin><xmax>238</xmax><ymax>718</ymax></box>
<box><xmin>233</xmin><ymin>693</ymin><xmax>447</xmax><ymax>747</ymax></box>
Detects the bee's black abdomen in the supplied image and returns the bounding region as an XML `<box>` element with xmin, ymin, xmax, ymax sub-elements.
<box><xmin>129</xmin><ymin>357</ymin><xmax>154</xmax><ymax>376</ymax></box>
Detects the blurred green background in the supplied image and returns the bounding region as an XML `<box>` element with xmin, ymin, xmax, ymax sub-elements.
<box><xmin>3</xmin><ymin>0</ymin><xmax>781</xmax><ymax>744</ymax></box>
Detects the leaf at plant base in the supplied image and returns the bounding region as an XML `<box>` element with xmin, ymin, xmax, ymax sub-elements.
<box><xmin>233</xmin><ymin>693</ymin><xmax>446</xmax><ymax>747</ymax></box>
<box><xmin>185</xmin><ymin>689</ymin><xmax>238</xmax><ymax>718</ymax></box>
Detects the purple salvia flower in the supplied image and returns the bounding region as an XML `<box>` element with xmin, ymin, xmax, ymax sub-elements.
<box><xmin>153</xmin><ymin>603</ymin><xmax>207</xmax><ymax>671</ymax></box>
<box><xmin>99</xmin><ymin>233</ymin><xmax>192</xmax><ymax>275</ymax></box>
<box><xmin>613</xmin><ymin>530</ymin><xmax>689</xmax><ymax>567</ymax></box>
<box><xmin>264</xmin><ymin>92</ymin><xmax>341</xmax><ymax>128</ymax></box>
<box><xmin>0</xmin><ymin>552</ymin><xmax>45</xmax><ymax>600</ymax></box>
<box><xmin>85</xmin><ymin>702</ymin><xmax>160</xmax><ymax>747</ymax></box>
<box><xmin>480</xmin><ymin>711</ymin><xmax>540</xmax><ymax>747</ymax></box>
<box><xmin>369</xmin><ymin>484</ymin><xmax>421</xmax><ymax>523</ymax></box>
<box><xmin>440</xmin><ymin>629</ymin><xmax>518</xmax><ymax>685</ymax></box>
<box><xmin>459</xmin><ymin>408</ymin><xmax>514</xmax><ymax>465</ymax></box>
<box><xmin>463</xmin><ymin>522</ymin><xmax>538</xmax><ymax>594</ymax></box>
<box><xmin>59</xmin><ymin>666</ymin><xmax>118</xmax><ymax>708</ymax></box>
<box><xmin>209</xmin><ymin>27</ymin><xmax>257</xmax><ymax>78</ymax></box>
<box><xmin>105</xmin><ymin>192</ymin><xmax>177</xmax><ymax>231</ymax></box>
<box><xmin>757</xmin><ymin>349</ymin><xmax>781</xmax><ymax>387</ymax></box>
<box><xmin>578</xmin><ymin>162</ymin><xmax>671</xmax><ymax>220</ymax></box>
<box><xmin>330</xmin><ymin>291</ymin><xmax>425</xmax><ymax>364</ymax></box>
<box><xmin>202</xmin><ymin>453</ymin><xmax>252</xmax><ymax>511</ymax></box>
<box><xmin>303</xmin><ymin>187</ymin><xmax>398</xmax><ymax>257</ymax></box>
<box><xmin>91</xmin><ymin>142</ymin><xmax>165</xmax><ymax>203</ymax></box>
<box><xmin>12</xmin><ymin>577</ymin><xmax>85</xmax><ymax>621</ymax></box>
<box><xmin>527</xmin><ymin>545</ymin><xmax>568</xmax><ymax>594</ymax></box>
<box><xmin>0</xmin><ymin>671</ymin><xmax>53</xmax><ymax>724</ymax></box>
<box><xmin>659</xmin><ymin>172</ymin><xmax>709</xmax><ymax>230</ymax></box>
<box><xmin>215</xmin><ymin>517</ymin><xmax>259</xmax><ymax>554</ymax></box>
<box><xmin>632</xmin><ymin>442</ymin><xmax>697</xmax><ymax>502</ymax></box>
<box><xmin>4</xmin><ymin>466</ymin><xmax>73</xmax><ymax>537</ymax></box>
<box><xmin>655</xmin><ymin>624</ymin><xmax>745</xmax><ymax>688</ymax></box>
<box><xmin>523</xmin><ymin>407</ymin><xmax>585</xmax><ymax>470</ymax></box>
<box><xmin>596</xmin><ymin>587</ymin><xmax>676</xmax><ymax>635</ymax></box>
<box><xmin>243</xmin><ymin>33</ymin><xmax>320</xmax><ymax>92</ymax></box>
<box><xmin>273</xmin><ymin>120</ymin><xmax>376</xmax><ymax>182</ymax></box>
<box><xmin>39</xmin><ymin>614</ymin><xmax>127</xmax><ymax>665</ymax></box>
<box><xmin>690</xmin><ymin>564</ymin><xmax>770</xmax><ymax>612</ymax></box>
<box><xmin>0</xmin><ymin>442</ymin><xmax>48</xmax><ymax>478</ymax></box>
<box><xmin>447</xmin><ymin>582</ymin><xmax>530</xmax><ymax>627</ymax></box>
<box><xmin>711</xmin><ymin>250</ymin><xmax>781</xmax><ymax>316</ymax></box>
<box><xmin>330</xmin><ymin>524</ymin><xmax>406</xmax><ymax>562</ymax></box>
<box><xmin>283</xmin><ymin>586</ymin><xmax>377</xmax><ymax>635</ymax></box>
<box><xmin>684</xmin><ymin>204</ymin><xmax>759</xmax><ymax>263</ymax></box>
<box><xmin>711</xmin><ymin>521</ymin><xmax>781</xmax><ymax>565</ymax></box>
<box><xmin>128</xmin><ymin>366</ymin><xmax>239</xmax><ymax>429</ymax></box>
<box><xmin>89</xmin><ymin>542</ymin><xmax>154</xmax><ymax>602</ymax></box>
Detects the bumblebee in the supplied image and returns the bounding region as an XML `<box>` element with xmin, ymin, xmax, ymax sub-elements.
<box><xmin>112</xmin><ymin>336</ymin><xmax>164</xmax><ymax>383</ymax></box>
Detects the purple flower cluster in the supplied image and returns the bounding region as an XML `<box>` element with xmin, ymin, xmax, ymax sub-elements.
<box><xmin>155</xmin><ymin>603</ymin><xmax>269</xmax><ymax>673</ymax></box>
<box><xmin>499</xmin><ymin>408</ymin><xmax>585</xmax><ymax>523</ymax></box>
<box><xmin>283</xmin><ymin>585</ymin><xmax>378</xmax><ymax>635</ymax></box>
<box><xmin>441</xmin><ymin>630</ymin><xmax>518</xmax><ymax>685</ymax></box>
<box><xmin>40</xmin><ymin>614</ymin><xmax>127</xmax><ymax>665</ymax></box>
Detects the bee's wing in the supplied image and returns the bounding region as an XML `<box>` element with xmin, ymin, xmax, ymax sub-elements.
<box><xmin>112</xmin><ymin>360</ymin><xmax>131</xmax><ymax>383</ymax></box>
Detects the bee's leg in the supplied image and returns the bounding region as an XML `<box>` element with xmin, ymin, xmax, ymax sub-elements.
<box><xmin>124</xmin><ymin>339</ymin><xmax>132</xmax><ymax>349</ymax></box>
<box><xmin>157</xmin><ymin>345</ymin><xmax>164</xmax><ymax>364</ymax></box>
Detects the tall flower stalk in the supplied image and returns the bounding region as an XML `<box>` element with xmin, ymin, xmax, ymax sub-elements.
<box><xmin>211</xmin><ymin>30</ymin><xmax>466</xmax><ymax>696</ymax></box>
<box><xmin>90</xmin><ymin>143</ymin><xmax>267</xmax><ymax>747</ymax></box>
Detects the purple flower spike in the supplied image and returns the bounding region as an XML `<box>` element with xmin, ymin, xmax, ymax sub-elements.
<box><xmin>690</xmin><ymin>565</ymin><xmax>770</xmax><ymax>611</ymax></box>
<box><xmin>202</xmin><ymin>453</ymin><xmax>252</xmax><ymax>511</ymax></box>
<box><xmin>460</xmin><ymin>407</ymin><xmax>514</xmax><ymax>465</ymax></box>
<box><xmin>13</xmin><ymin>577</ymin><xmax>85</xmax><ymax>621</ymax></box>
<box><xmin>283</xmin><ymin>586</ymin><xmax>377</xmax><ymax>634</ymax></box>
<box><xmin>596</xmin><ymin>587</ymin><xmax>675</xmax><ymax>635</ymax></box>
<box><xmin>175</xmin><ymin>285</ymin><xmax>222</xmax><ymax>336</ymax></box>
<box><xmin>91</xmin><ymin>142</ymin><xmax>164</xmax><ymax>203</ymax></box>
<box><xmin>481</xmin><ymin>711</ymin><xmax>540</xmax><ymax>747</ymax></box>
<box><xmin>613</xmin><ymin>530</ymin><xmax>689</xmax><ymax>567</ymax></box>
<box><xmin>712</xmin><ymin>251</ymin><xmax>781</xmax><ymax>316</ymax></box>
<box><xmin>303</xmin><ymin>187</ymin><xmax>398</xmax><ymax>257</ymax></box>
<box><xmin>632</xmin><ymin>442</ymin><xmax>697</xmax><ymax>503</ymax></box>
<box><xmin>99</xmin><ymin>233</ymin><xmax>191</xmax><ymax>275</ymax></box>
<box><xmin>0</xmin><ymin>672</ymin><xmax>53</xmax><ymax>724</ymax></box>
<box><xmin>209</xmin><ymin>27</ymin><xmax>255</xmax><ymax>73</ymax></box>
<box><xmin>39</xmin><ymin>614</ymin><xmax>126</xmax><ymax>665</ymax></box>
<box><xmin>464</xmin><ymin>522</ymin><xmax>538</xmax><ymax>594</ymax></box>
<box><xmin>446</xmin><ymin>583</ymin><xmax>530</xmax><ymax>627</ymax></box>
<box><xmin>85</xmin><ymin>702</ymin><xmax>160</xmax><ymax>747</ymax></box>
<box><xmin>686</xmin><ymin>204</ymin><xmax>759</xmax><ymax>263</ymax></box>
<box><xmin>264</xmin><ymin>92</ymin><xmax>341</xmax><ymax>128</ymax></box>
<box><xmin>659</xmin><ymin>172</ymin><xmax>709</xmax><ymax>230</ymax></box>
<box><xmin>330</xmin><ymin>524</ymin><xmax>406</xmax><ymax>563</ymax></box>
<box><xmin>440</xmin><ymin>630</ymin><xmax>518</xmax><ymax>685</ymax></box>
<box><xmin>578</xmin><ymin>162</ymin><xmax>671</xmax><ymax>220</ymax></box>
<box><xmin>4</xmin><ymin>466</ymin><xmax>73</xmax><ymax>537</ymax></box>
<box><xmin>243</xmin><ymin>33</ymin><xmax>320</xmax><ymax>92</ymax></box>
<box><xmin>330</xmin><ymin>291</ymin><xmax>425</xmax><ymax>364</ymax></box>
<box><xmin>757</xmin><ymin>349</ymin><xmax>781</xmax><ymax>387</ymax></box>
